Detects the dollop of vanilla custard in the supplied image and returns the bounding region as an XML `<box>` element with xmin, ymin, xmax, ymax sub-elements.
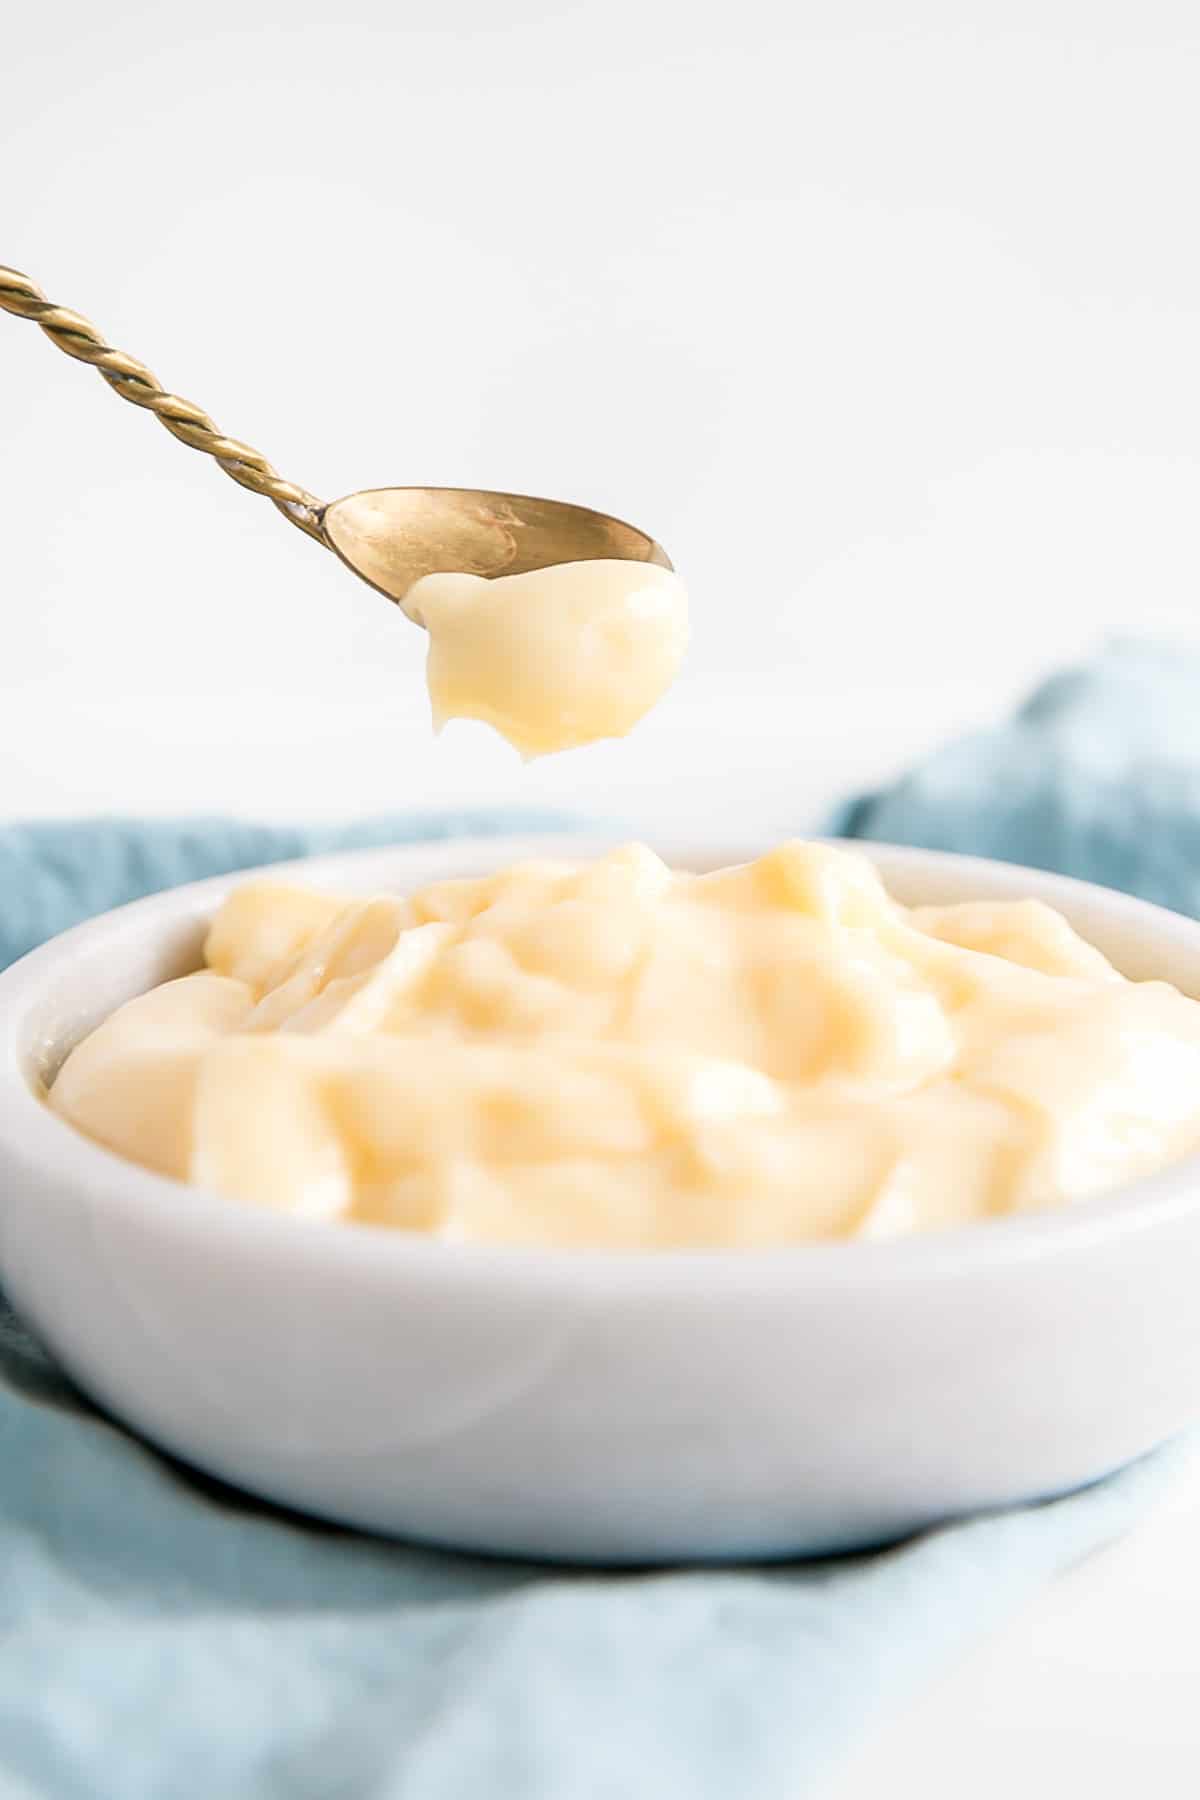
<box><xmin>48</xmin><ymin>842</ymin><xmax>1200</xmax><ymax>1247</ymax></box>
<box><xmin>404</xmin><ymin>559</ymin><xmax>689</xmax><ymax>756</ymax></box>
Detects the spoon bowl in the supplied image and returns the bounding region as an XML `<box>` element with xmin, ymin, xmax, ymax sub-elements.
<box><xmin>320</xmin><ymin>487</ymin><xmax>672</xmax><ymax>612</ymax></box>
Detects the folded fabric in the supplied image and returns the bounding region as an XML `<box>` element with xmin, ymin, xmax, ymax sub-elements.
<box><xmin>0</xmin><ymin>646</ymin><xmax>1193</xmax><ymax>1798</ymax></box>
<box><xmin>832</xmin><ymin>639</ymin><xmax>1200</xmax><ymax>914</ymax></box>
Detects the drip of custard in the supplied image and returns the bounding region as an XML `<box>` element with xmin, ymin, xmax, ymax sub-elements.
<box><xmin>403</xmin><ymin>559</ymin><xmax>689</xmax><ymax>756</ymax></box>
<box><xmin>48</xmin><ymin>842</ymin><xmax>1200</xmax><ymax>1247</ymax></box>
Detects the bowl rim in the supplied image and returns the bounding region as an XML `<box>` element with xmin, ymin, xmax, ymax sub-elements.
<box><xmin>3</xmin><ymin>829</ymin><xmax>1200</xmax><ymax>1295</ymax></box>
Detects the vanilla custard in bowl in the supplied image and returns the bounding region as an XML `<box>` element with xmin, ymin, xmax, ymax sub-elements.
<box><xmin>47</xmin><ymin>841</ymin><xmax>1200</xmax><ymax>1247</ymax></box>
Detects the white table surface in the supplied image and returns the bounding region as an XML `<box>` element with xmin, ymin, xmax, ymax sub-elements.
<box><xmin>3</xmin><ymin>672</ymin><xmax>1199</xmax><ymax>1795</ymax></box>
<box><xmin>829</xmin><ymin>1449</ymin><xmax>1200</xmax><ymax>1800</ymax></box>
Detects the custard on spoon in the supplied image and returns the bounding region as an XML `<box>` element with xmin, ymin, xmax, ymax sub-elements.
<box><xmin>0</xmin><ymin>266</ymin><xmax>685</xmax><ymax>754</ymax></box>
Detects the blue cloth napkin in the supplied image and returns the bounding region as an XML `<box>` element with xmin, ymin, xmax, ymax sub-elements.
<box><xmin>1</xmin><ymin>648</ymin><xmax>1194</xmax><ymax>1799</ymax></box>
<box><xmin>832</xmin><ymin>639</ymin><xmax>1200</xmax><ymax>912</ymax></box>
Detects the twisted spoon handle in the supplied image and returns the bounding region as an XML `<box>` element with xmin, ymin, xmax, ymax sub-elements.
<box><xmin>0</xmin><ymin>265</ymin><xmax>326</xmax><ymax>542</ymax></box>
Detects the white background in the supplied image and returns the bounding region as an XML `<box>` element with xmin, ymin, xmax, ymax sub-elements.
<box><xmin>5</xmin><ymin>1</ymin><xmax>1200</xmax><ymax>833</ymax></box>
<box><xmin>6</xmin><ymin>2</ymin><xmax>1200</xmax><ymax>1792</ymax></box>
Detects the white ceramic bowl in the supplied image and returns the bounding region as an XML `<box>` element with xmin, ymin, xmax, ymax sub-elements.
<box><xmin>2</xmin><ymin>833</ymin><xmax>1200</xmax><ymax>1564</ymax></box>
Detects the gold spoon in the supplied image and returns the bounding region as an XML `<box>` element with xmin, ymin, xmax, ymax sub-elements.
<box><xmin>0</xmin><ymin>266</ymin><xmax>672</xmax><ymax>612</ymax></box>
